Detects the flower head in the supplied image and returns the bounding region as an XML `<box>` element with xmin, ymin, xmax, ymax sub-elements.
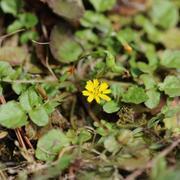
<box><xmin>82</xmin><ymin>79</ymin><xmax>111</xmax><ymax>104</ymax></box>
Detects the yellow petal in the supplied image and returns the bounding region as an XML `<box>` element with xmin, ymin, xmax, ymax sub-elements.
<box><xmin>99</xmin><ymin>82</ymin><xmax>108</xmax><ymax>92</ymax></box>
<box><xmin>82</xmin><ymin>90</ymin><xmax>90</xmax><ymax>96</ymax></box>
<box><xmin>87</xmin><ymin>94</ymin><xmax>94</xmax><ymax>103</ymax></box>
<box><xmin>95</xmin><ymin>96</ymin><xmax>100</xmax><ymax>104</ymax></box>
<box><xmin>93</xmin><ymin>79</ymin><xmax>99</xmax><ymax>88</ymax></box>
<box><xmin>99</xmin><ymin>94</ymin><xmax>111</xmax><ymax>101</ymax></box>
<box><xmin>85</xmin><ymin>80</ymin><xmax>94</xmax><ymax>91</ymax></box>
<box><xmin>103</xmin><ymin>89</ymin><xmax>111</xmax><ymax>94</ymax></box>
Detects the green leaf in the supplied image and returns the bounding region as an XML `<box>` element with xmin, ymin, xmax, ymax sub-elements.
<box><xmin>160</xmin><ymin>28</ymin><xmax>180</xmax><ymax>49</ymax></box>
<box><xmin>20</xmin><ymin>31</ymin><xmax>38</xmax><ymax>44</ymax></box>
<box><xmin>134</xmin><ymin>15</ymin><xmax>161</xmax><ymax>42</ymax></box>
<box><xmin>118</xmin><ymin>129</ymin><xmax>133</xmax><ymax>145</ymax></box>
<box><xmin>145</xmin><ymin>89</ymin><xmax>160</xmax><ymax>109</ymax></box>
<box><xmin>50</xmin><ymin>25</ymin><xmax>83</xmax><ymax>63</ymax></box>
<box><xmin>12</xmin><ymin>83</ymin><xmax>27</xmax><ymax>95</ymax></box>
<box><xmin>18</xmin><ymin>13</ymin><xmax>38</xmax><ymax>28</ymax></box>
<box><xmin>116</xmin><ymin>28</ymin><xmax>137</xmax><ymax>44</ymax></box>
<box><xmin>46</xmin><ymin>0</ymin><xmax>84</xmax><ymax>20</ymax></box>
<box><xmin>160</xmin><ymin>50</ymin><xmax>180</xmax><ymax>69</ymax></box>
<box><xmin>140</xmin><ymin>74</ymin><xmax>156</xmax><ymax>89</ymax></box>
<box><xmin>110</xmin><ymin>83</ymin><xmax>125</xmax><ymax>100</ymax></box>
<box><xmin>137</xmin><ymin>62</ymin><xmax>153</xmax><ymax>74</ymax></box>
<box><xmin>105</xmin><ymin>50</ymin><xmax>125</xmax><ymax>73</ymax></box>
<box><xmin>78</xmin><ymin>129</ymin><xmax>92</xmax><ymax>144</ymax></box>
<box><xmin>35</xmin><ymin>129</ymin><xmax>70</xmax><ymax>161</ymax></box>
<box><xmin>163</xmin><ymin>116</ymin><xmax>180</xmax><ymax>134</ymax></box>
<box><xmin>0</xmin><ymin>101</ymin><xmax>28</xmax><ymax>128</ymax></box>
<box><xmin>7</xmin><ymin>20</ymin><xmax>23</xmax><ymax>33</ymax></box>
<box><xmin>75</xmin><ymin>29</ymin><xmax>99</xmax><ymax>48</ymax></box>
<box><xmin>29</xmin><ymin>106</ymin><xmax>49</xmax><ymax>126</ymax></box>
<box><xmin>150</xmin><ymin>0</ymin><xmax>179</xmax><ymax>29</ymax></box>
<box><xmin>43</xmin><ymin>155</ymin><xmax>72</xmax><ymax>178</ymax></box>
<box><xmin>43</xmin><ymin>100</ymin><xmax>59</xmax><ymax>115</ymax></box>
<box><xmin>94</xmin><ymin>120</ymin><xmax>114</xmax><ymax>136</ymax></box>
<box><xmin>103</xmin><ymin>100</ymin><xmax>120</xmax><ymax>113</ymax></box>
<box><xmin>19</xmin><ymin>91</ymin><xmax>32</xmax><ymax>112</ymax></box>
<box><xmin>151</xmin><ymin>157</ymin><xmax>167</xmax><ymax>180</ymax></box>
<box><xmin>122</xmin><ymin>86</ymin><xmax>148</xmax><ymax>104</ymax></box>
<box><xmin>19</xmin><ymin>87</ymin><xmax>42</xmax><ymax>112</ymax></box>
<box><xmin>161</xmin><ymin>100</ymin><xmax>180</xmax><ymax>118</ymax></box>
<box><xmin>0</xmin><ymin>61</ymin><xmax>15</xmax><ymax>78</ymax></box>
<box><xmin>80</xmin><ymin>11</ymin><xmax>111</xmax><ymax>34</ymax></box>
<box><xmin>0</xmin><ymin>0</ymin><xmax>23</xmax><ymax>16</ymax></box>
<box><xmin>104</xmin><ymin>135</ymin><xmax>119</xmax><ymax>152</ymax></box>
<box><xmin>89</xmin><ymin>0</ymin><xmax>116</xmax><ymax>12</ymax></box>
<box><xmin>159</xmin><ymin>76</ymin><xmax>180</xmax><ymax>97</ymax></box>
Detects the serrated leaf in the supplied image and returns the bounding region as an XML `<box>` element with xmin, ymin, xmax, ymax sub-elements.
<box><xmin>122</xmin><ymin>86</ymin><xmax>148</xmax><ymax>104</ymax></box>
<box><xmin>80</xmin><ymin>11</ymin><xmax>111</xmax><ymax>34</ymax></box>
<box><xmin>160</xmin><ymin>50</ymin><xmax>180</xmax><ymax>69</ymax></box>
<box><xmin>35</xmin><ymin>129</ymin><xmax>70</xmax><ymax>161</ymax></box>
<box><xmin>145</xmin><ymin>89</ymin><xmax>160</xmax><ymax>109</ymax></box>
<box><xmin>160</xmin><ymin>28</ymin><xmax>180</xmax><ymax>49</ymax></box>
<box><xmin>159</xmin><ymin>76</ymin><xmax>180</xmax><ymax>97</ymax></box>
<box><xmin>0</xmin><ymin>101</ymin><xmax>28</xmax><ymax>128</ymax></box>
<box><xmin>50</xmin><ymin>25</ymin><xmax>83</xmax><ymax>63</ymax></box>
<box><xmin>89</xmin><ymin>0</ymin><xmax>116</xmax><ymax>12</ymax></box>
<box><xmin>29</xmin><ymin>106</ymin><xmax>49</xmax><ymax>126</ymax></box>
<box><xmin>150</xmin><ymin>0</ymin><xmax>179</xmax><ymax>29</ymax></box>
<box><xmin>140</xmin><ymin>74</ymin><xmax>156</xmax><ymax>89</ymax></box>
<box><xmin>110</xmin><ymin>83</ymin><xmax>125</xmax><ymax>100</ymax></box>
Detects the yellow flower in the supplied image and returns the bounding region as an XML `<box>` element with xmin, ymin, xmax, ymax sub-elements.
<box><xmin>82</xmin><ymin>79</ymin><xmax>111</xmax><ymax>104</ymax></box>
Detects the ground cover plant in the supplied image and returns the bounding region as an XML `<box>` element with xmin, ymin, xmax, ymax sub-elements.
<box><xmin>0</xmin><ymin>0</ymin><xmax>179</xmax><ymax>179</ymax></box>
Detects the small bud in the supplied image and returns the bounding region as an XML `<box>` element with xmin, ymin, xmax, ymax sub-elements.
<box><xmin>124</xmin><ymin>44</ymin><xmax>132</xmax><ymax>53</ymax></box>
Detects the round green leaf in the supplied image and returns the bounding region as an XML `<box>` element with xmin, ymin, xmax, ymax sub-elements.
<box><xmin>159</xmin><ymin>76</ymin><xmax>180</xmax><ymax>97</ymax></box>
<box><xmin>122</xmin><ymin>86</ymin><xmax>148</xmax><ymax>104</ymax></box>
<box><xmin>145</xmin><ymin>89</ymin><xmax>160</xmax><ymax>109</ymax></box>
<box><xmin>35</xmin><ymin>129</ymin><xmax>70</xmax><ymax>161</ymax></box>
<box><xmin>50</xmin><ymin>25</ymin><xmax>83</xmax><ymax>63</ymax></box>
<box><xmin>29</xmin><ymin>106</ymin><xmax>49</xmax><ymax>126</ymax></box>
<box><xmin>18</xmin><ymin>13</ymin><xmax>38</xmax><ymax>28</ymax></box>
<box><xmin>103</xmin><ymin>100</ymin><xmax>120</xmax><ymax>113</ymax></box>
<box><xmin>0</xmin><ymin>101</ymin><xmax>28</xmax><ymax>128</ymax></box>
<box><xmin>160</xmin><ymin>50</ymin><xmax>180</xmax><ymax>69</ymax></box>
<box><xmin>46</xmin><ymin>0</ymin><xmax>84</xmax><ymax>20</ymax></box>
<box><xmin>150</xmin><ymin>0</ymin><xmax>179</xmax><ymax>29</ymax></box>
